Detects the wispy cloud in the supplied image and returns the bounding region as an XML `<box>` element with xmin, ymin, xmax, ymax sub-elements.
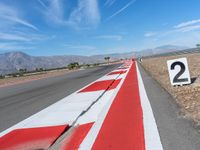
<box><xmin>174</xmin><ymin>19</ymin><xmax>200</xmax><ymax>29</ymax></box>
<box><xmin>95</xmin><ymin>35</ymin><xmax>122</xmax><ymax>41</ymax></box>
<box><xmin>68</xmin><ymin>0</ymin><xmax>101</xmax><ymax>29</ymax></box>
<box><xmin>146</xmin><ymin>19</ymin><xmax>200</xmax><ymax>38</ymax></box>
<box><xmin>143</xmin><ymin>19</ymin><xmax>200</xmax><ymax>48</ymax></box>
<box><xmin>107</xmin><ymin>0</ymin><xmax>136</xmax><ymax>20</ymax></box>
<box><xmin>0</xmin><ymin>33</ymin><xmax>30</xmax><ymax>41</ymax></box>
<box><xmin>0</xmin><ymin>42</ymin><xmax>35</xmax><ymax>51</ymax></box>
<box><xmin>176</xmin><ymin>25</ymin><xmax>200</xmax><ymax>32</ymax></box>
<box><xmin>38</xmin><ymin>0</ymin><xmax>101</xmax><ymax>29</ymax></box>
<box><xmin>0</xmin><ymin>31</ymin><xmax>49</xmax><ymax>43</ymax></box>
<box><xmin>172</xmin><ymin>19</ymin><xmax>200</xmax><ymax>33</ymax></box>
<box><xmin>37</xmin><ymin>0</ymin><xmax>64</xmax><ymax>25</ymax></box>
<box><xmin>104</xmin><ymin>0</ymin><xmax>116</xmax><ymax>7</ymax></box>
<box><xmin>0</xmin><ymin>3</ymin><xmax>38</xmax><ymax>31</ymax></box>
<box><xmin>144</xmin><ymin>32</ymin><xmax>157</xmax><ymax>37</ymax></box>
<box><xmin>64</xmin><ymin>44</ymin><xmax>96</xmax><ymax>50</ymax></box>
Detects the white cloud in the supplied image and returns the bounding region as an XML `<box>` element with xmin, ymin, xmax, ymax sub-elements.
<box><xmin>95</xmin><ymin>35</ymin><xmax>122</xmax><ymax>41</ymax></box>
<box><xmin>68</xmin><ymin>0</ymin><xmax>101</xmax><ymax>29</ymax></box>
<box><xmin>37</xmin><ymin>0</ymin><xmax>64</xmax><ymax>24</ymax></box>
<box><xmin>174</xmin><ymin>19</ymin><xmax>200</xmax><ymax>29</ymax></box>
<box><xmin>0</xmin><ymin>42</ymin><xmax>35</xmax><ymax>51</ymax></box>
<box><xmin>0</xmin><ymin>3</ymin><xmax>38</xmax><ymax>30</ymax></box>
<box><xmin>144</xmin><ymin>32</ymin><xmax>157</xmax><ymax>37</ymax></box>
<box><xmin>0</xmin><ymin>31</ymin><xmax>48</xmax><ymax>42</ymax></box>
<box><xmin>107</xmin><ymin>0</ymin><xmax>136</xmax><ymax>20</ymax></box>
<box><xmin>104</xmin><ymin>0</ymin><xmax>116</xmax><ymax>7</ymax></box>
<box><xmin>145</xmin><ymin>19</ymin><xmax>200</xmax><ymax>39</ymax></box>
<box><xmin>176</xmin><ymin>25</ymin><xmax>200</xmax><ymax>32</ymax></box>
<box><xmin>38</xmin><ymin>0</ymin><xmax>101</xmax><ymax>29</ymax></box>
<box><xmin>0</xmin><ymin>33</ymin><xmax>30</xmax><ymax>41</ymax></box>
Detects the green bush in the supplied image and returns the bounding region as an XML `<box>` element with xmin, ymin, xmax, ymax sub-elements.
<box><xmin>68</xmin><ymin>62</ymin><xmax>80</xmax><ymax>70</ymax></box>
<box><xmin>0</xmin><ymin>75</ymin><xmax>5</xmax><ymax>79</ymax></box>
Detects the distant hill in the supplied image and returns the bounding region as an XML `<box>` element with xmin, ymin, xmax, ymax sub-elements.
<box><xmin>136</xmin><ymin>45</ymin><xmax>189</xmax><ymax>57</ymax></box>
<box><xmin>0</xmin><ymin>45</ymin><xmax>189</xmax><ymax>74</ymax></box>
<box><xmin>0</xmin><ymin>51</ymin><xmax>136</xmax><ymax>74</ymax></box>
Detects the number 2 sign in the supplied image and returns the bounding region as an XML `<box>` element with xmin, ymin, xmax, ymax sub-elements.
<box><xmin>167</xmin><ymin>58</ymin><xmax>191</xmax><ymax>86</ymax></box>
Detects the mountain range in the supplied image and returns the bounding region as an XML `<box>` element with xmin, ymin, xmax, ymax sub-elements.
<box><xmin>0</xmin><ymin>45</ymin><xmax>189</xmax><ymax>74</ymax></box>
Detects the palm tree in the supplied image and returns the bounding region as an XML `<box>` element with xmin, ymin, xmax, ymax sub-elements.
<box><xmin>104</xmin><ymin>57</ymin><xmax>110</xmax><ymax>64</ymax></box>
<box><xmin>196</xmin><ymin>43</ymin><xmax>200</xmax><ymax>49</ymax></box>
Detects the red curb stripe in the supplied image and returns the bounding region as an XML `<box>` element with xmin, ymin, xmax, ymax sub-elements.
<box><xmin>92</xmin><ymin>61</ymin><xmax>146</xmax><ymax>150</ymax></box>
<box><xmin>79</xmin><ymin>79</ymin><xmax>121</xmax><ymax>93</ymax></box>
<box><xmin>60</xmin><ymin>123</ymin><xmax>94</xmax><ymax>150</ymax></box>
<box><xmin>0</xmin><ymin>125</ymin><xmax>68</xmax><ymax>150</ymax></box>
<box><xmin>107</xmin><ymin>70</ymin><xmax>127</xmax><ymax>75</ymax></box>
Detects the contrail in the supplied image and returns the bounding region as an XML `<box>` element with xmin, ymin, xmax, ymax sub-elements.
<box><xmin>106</xmin><ymin>0</ymin><xmax>136</xmax><ymax>21</ymax></box>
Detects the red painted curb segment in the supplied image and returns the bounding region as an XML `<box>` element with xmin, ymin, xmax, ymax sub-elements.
<box><xmin>79</xmin><ymin>79</ymin><xmax>121</xmax><ymax>93</ymax></box>
<box><xmin>0</xmin><ymin>125</ymin><xmax>68</xmax><ymax>150</ymax></box>
<box><xmin>107</xmin><ymin>70</ymin><xmax>127</xmax><ymax>75</ymax></box>
<box><xmin>91</xmin><ymin>61</ymin><xmax>146</xmax><ymax>150</ymax></box>
<box><xmin>60</xmin><ymin>123</ymin><xmax>94</xmax><ymax>150</ymax></box>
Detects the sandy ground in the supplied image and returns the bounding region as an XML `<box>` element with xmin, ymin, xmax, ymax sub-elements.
<box><xmin>141</xmin><ymin>53</ymin><xmax>200</xmax><ymax>124</ymax></box>
<box><xmin>0</xmin><ymin>69</ymin><xmax>74</xmax><ymax>88</ymax></box>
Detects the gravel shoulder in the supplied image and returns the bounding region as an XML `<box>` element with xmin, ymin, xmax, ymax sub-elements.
<box><xmin>138</xmin><ymin>63</ymin><xmax>200</xmax><ymax>150</ymax></box>
<box><xmin>141</xmin><ymin>53</ymin><xmax>200</xmax><ymax>124</ymax></box>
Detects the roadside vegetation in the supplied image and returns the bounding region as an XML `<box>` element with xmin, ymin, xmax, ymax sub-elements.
<box><xmin>0</xmin><ymin>59</ymin><xmax>123</xmax><ymax>87</ymax></box>
<box><xmin>0</xmin><ymin>58</ymin><xmax>118</xmax><ymax>80</ymax></box>
<box><xmin>104</xmin><ymin>57</ymin><xmax>110</xmax><ymax>64</ymax></box>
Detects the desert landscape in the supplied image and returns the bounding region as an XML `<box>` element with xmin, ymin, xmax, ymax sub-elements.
<box><xmin>141</xmin><ymin>53</ymin><xmax>200</xmax><ymax>124</ymax></box>
<box><xmin>0</xmin><ymin>69</ymin><xmax>73</xmax><ymax>88</ymax></box>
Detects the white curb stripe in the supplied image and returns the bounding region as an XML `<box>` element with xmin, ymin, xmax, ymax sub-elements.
<box><xmin>75</xmin><ymin>73</ymin><xmax>127</xmax><ymax>125</ymax></box>
<box><xmin>78</xmin><ymin>65</ymin><xmax>131</xmax><ymax>150</ymax></box>
<box><xmin>136</xmin><ymin>63</ymin><xmax>163</xmax><ymax>150</ymax></box>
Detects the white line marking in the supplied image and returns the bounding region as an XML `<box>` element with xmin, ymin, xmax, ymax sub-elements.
<box><xmin>76</xmin><ymin>73</ymin><xmax>127</xmax><ymax>125</ymax></box>
<box><xmin>136</xmin><ymin>63</ymin><xmax>163</xmax><ymax>150</ymax></box>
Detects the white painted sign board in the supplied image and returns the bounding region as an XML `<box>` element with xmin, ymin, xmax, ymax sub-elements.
<box><xmin>167</xmin><ymin>58</ymin><xmax>191</xmax><ymax>86</ymax></box>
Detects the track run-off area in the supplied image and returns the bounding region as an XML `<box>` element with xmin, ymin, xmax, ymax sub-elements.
<box><xmin>0</xmin><ymin>60</ymin><xmax>200</xmax><ymax>150</ymax></box>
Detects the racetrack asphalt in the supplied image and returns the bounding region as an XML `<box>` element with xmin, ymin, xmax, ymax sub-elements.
<box><xmin>0</xmin><ymin>64</ymin><xmax>120</xmax><ymax>133</ymax></box>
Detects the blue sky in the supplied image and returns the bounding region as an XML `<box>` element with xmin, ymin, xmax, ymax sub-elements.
<box><xmin>0</xmin><ymin>0</ymin><xmax>200</xmax><ymax>56</ymax></box>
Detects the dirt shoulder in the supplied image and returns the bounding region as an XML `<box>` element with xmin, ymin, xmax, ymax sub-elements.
<box><xmin>0</xmin><ymin>69</ymin><xmax>75</xmax><ymax>88</ymax></box>
<box><xmin>141</xmin><ymin>53</ymin><xmax>200</xmax><ymax>123</ymax></box>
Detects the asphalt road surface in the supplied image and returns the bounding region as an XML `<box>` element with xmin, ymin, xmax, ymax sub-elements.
<box><xmin>0</xmin><ymin>64</ymin><xmax>120</xmax><ymax>133</ymax></box>
<box><xmin>138</xmin><ymin>63</ymin><xmax>200</xmax><ymax>150</ymax></box>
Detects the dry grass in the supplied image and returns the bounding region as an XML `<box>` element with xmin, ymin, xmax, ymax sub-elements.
<box><xmin>141</xmin><ymin>53</ymin><xmax>200</xmax><ymax>123</ymax></box>
<box><xmin>0</xmin><ymin>69</ymin><xmax>74</xmax><ymax>88</ymax></box>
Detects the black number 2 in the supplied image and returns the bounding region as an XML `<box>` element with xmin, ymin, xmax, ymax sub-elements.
<box><xmin>171</xmin><ymin>61</ymin><xmax>188</xmax><ymax>83</ymax></box>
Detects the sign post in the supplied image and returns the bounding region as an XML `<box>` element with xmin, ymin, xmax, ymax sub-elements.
<box><xmin>167</xmin><ymin>58</ymin><xmax>191</xmax><ymax>86</ymax></box>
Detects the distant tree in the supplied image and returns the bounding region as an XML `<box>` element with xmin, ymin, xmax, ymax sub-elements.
<box><xmin>18</xmin><ymin>68</ymin><xmax>27</xmax><ymax>76</ymax></box>
<box><xmin>19</xmin><ymin>69</ymin><xmax>23</xmax><ymax>72</ymax></box>
<box><xmin>104</xmin><ymin>57</ymin><xmax>110</xmax><ymax>64</ymax></box>
<box><xmin>12</xmin><ymin>73</ymin><xmax>18</xmax><ymax>77</ymax></box>
<box><xmin>19</xmin><ymin>68</ymin><xmax>27</xmax><ymax>73</ymax></box>
<box><xmin>0</xmin><ymin>74</ymin><xmax>5</xmax><ymax>79</ymax></box>
<box><xmin>93</xmin><ymin>63</ymin><xmax>99</xmax><ymax>66</ymax></box>
<box><xmin>86</xmin><ymin>64</ymin><xmax>90</xmax><ymax>67</ymax></box>
<box><xmin>196</xmin><ymin>44</ymin><xmax>200</xmax><ymax>49</ymax></box>
<box><xmin>67</xmin><ymin>62</ymin><xmax>80</xmax><ymax>70</ymax></box>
